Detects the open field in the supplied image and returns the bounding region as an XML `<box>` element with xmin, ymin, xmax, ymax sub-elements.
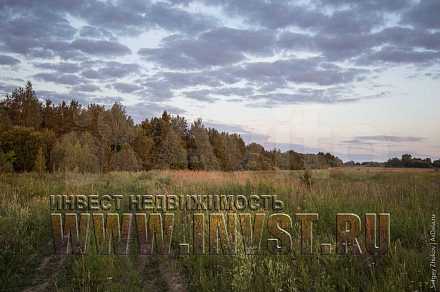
<box><xmin>1</xmin><ymin>167</ymin><xmax>439</xmax><ymax>291</ymax></box>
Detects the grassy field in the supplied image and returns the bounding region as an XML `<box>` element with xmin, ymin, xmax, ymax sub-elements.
<box><xmin>0</xmin><ymin>167</ymin><xmax>439</xmax><ymax>291</ymax></box>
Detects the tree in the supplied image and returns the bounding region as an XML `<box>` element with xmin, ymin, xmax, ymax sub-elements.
<box><xmin>287</xmin><ymin>151</ymin><xmax>305</xmax><ymax>170</ymax></box>
<box><xmin>0</xmin><ymin>127</ymin><xmax>47</xmax><ymax>172</ymax></box>
<box><xmin>188</xmin><ymin>119</ymin><xmax>219</xmax><ymax>170</ymax></box>
<box><xmin>0</xmin><ymin>150</ymin><xmax>15</xmax><ymax>173</ymax></box>
<box><xmin>2</xmin><ymin>81</ymin><xmax>42</xmax><ymax>128</ymax></box>
<box><xmin>132</xmin><ymin>127</ymin><xmax>154</xmax><ymax>170</ymax></box>
<box><xmin>109</xmin><ymin>144</ymin><xmax>141</xmax><ymax>171</ymax></box>
<box><xmin>34</xmin><ymin>146</ymin><xmax>46</xmax><ymax>175</ymax></box>
<box><xmin>223</xmin><ymin>133</ymin><xmax>246</xmax><ymax>171</ymax></box>
<box><xmin>51</xmin><ymin>132</ymin><xmax>100</xmax><ymax>173</ymax></box>
<box><xmin>150</xmin><ymin>112</ymin><xmax>188</xmax><ymax>169</ymax></box>
<box><xmin>242</xmin><ymin>143</ymin><xmax>273</xmax><ymax>170</ymax></box>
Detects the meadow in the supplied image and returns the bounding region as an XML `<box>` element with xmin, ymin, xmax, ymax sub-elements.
<box><xmin>0</xmin><ymin>167</ymin><xmax>439</xmax><ymax>291</ymax></box>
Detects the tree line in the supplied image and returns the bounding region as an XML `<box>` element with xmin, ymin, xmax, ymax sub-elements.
<box><xmin>344</xmin><ymin>154</ymin><xmax>440</xmax><ymax>168</ymax></box>
<box><xmin>385</xmin><ymin>154</ymin><xmax>440</xmax><ymax>168</ymax></box>
<box><xmin>0</xmin><ymin>82</ymin><xmax>343</xmax><ymax>173</ymax></box>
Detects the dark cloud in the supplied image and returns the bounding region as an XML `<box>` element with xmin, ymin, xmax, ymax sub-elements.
<box><xmin>34</xmin><ymin>62</ymin><xmax>81</xmax><ymax>73</ymax></box>
<box><xmin>72</xmin><ymin>84</ymin><xmax>100</xmax><ymax>92</ymax></box>
<box><xmin>81</xmin><ymin>61</ymin><xmax>140</xmax><ymax>80</ymax></box>
<box><xmin>403</xmin><ymin>0</ymin><xmax>440</xmax><ymax>29</ymax></box>
<box><xmin>70</xmin><ymin>39</ymin><xmax>131</xmax><ymax>56</ymax></box>
<box><xmin>316</xmin><ymin>0</ymin><xmax>412</xmax><ymax>12</ymax></box>
<box><xmin>79</xmin><ymin>26</ymin><xmax>116</xmax><ymax>41</ymax></box>
<box><xmin>0</xmin><ymin>55</ymin><xmax>20</xmax><ymax>65</ymax></box>
<box><xmin>358</xmin><ymin>46</ymin><xmax>440</xmax><ymax>65</ymax></box>
<box><xmin>0</xmin><ymin>0</ymin><xmax>439</xmax><ymax>111</ymax></box>
<box><xmin>139</xmin><ymin>27</ymin><xmax>275</xmax><ymax>69</ymax></box>
<box><xmin>113</xmin><ymin>82</ymin><xmax>144</xmax><ymax>93</ymax></box>
<box><xmin>183</xmin><ymin>90</ymin><xmax>219</xmax><ymax>103</ymax></box>
<box><xmin>34</xmin><ymin>73</ymin><xmax>84</xmax><ymax>86</ymax></box>
<box><xmin>148</xmin><ymin>2</ymin><xmax>216</xmax><ymax>33</ymax></box>
<box><xmin>344</xmin><ymin>135</ymin><xmax>425</xmax><ymax>144</ymax></box>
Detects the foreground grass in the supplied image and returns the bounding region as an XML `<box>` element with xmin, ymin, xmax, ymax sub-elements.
<box><xmin>0</xmin><ymin>168</ymin><xmax>439</xmax><ymax>291</ymax></box>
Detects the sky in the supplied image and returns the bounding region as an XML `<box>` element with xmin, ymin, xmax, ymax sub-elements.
<box><xmin>0</xmin><ymin>0</ymin><xmax>439</xmax><ymax>162</ymax></box>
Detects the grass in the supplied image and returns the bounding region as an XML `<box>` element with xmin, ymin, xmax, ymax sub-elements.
<box><xmin>0</xmin><ymin>168</ymin><xmax>439</xmax><ymax>291</ymax></box>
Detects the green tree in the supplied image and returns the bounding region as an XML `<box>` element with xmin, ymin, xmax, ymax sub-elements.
<box><xmin>2</xmin><ymin>81</ymin><xmax>42</xmax><ymax>128</ymax></box>
<box><xmin>109</xmin><ymin>143</ymin><xmax>141</xmax><ymax>171</ymax></box>
<box><xmin>0</xmin><ymin>127</ymin><xmax>47</xmax><ymax>172</ymax></box>
<box><xmin>51</xmin><ymin>132</ymin><xmax>100</xmax><ymax>173</ymax></box>
<box><xmin>188</xmin><ymin>119</ymin><xmax>219</xmax><ymax>170</ymax></box>
<box><xmin>34</xmin><ymin>146</ymin><xmax>46</xmax><ymax>175</ymax></box>
<box><xmin>0</xmin><ymin>150</ymin><xmax>15</xmax><ymax>173</ymax></box>
<box><xmin>242</xmin><ymin>143</ymin><xmax>272</xmax><ymax>170</ymax></box>
<box><xmin>150</xmin><ymin>112</ymin><xmax>188</xmax><ymax>169</ymax></box>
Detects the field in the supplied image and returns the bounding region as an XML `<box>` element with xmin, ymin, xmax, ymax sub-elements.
<box><xmin>1</xmin><ymin>167</ymin><xmax>439</xmax><ymax>291</ymax></box>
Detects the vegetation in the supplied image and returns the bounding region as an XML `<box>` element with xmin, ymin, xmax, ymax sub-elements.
<box><xmin>385</xmin><ymin>154</ymin><xmax>439</xmax><ymax>169</ymax></box>
<box><xmin>0</xmin><ymin>168</ymin><xmax>438</xmax><ymax>291</ymax></box>
<box><xmin>0</xmin><ymin>82</ymin><xmax>343</xmax><ymax>174</ymax></box>
<box><xmin>345</xmin><ymin>154</ymin><xmax>440</xmax><ymax>169</ymax></box>
<box><xmin>1</xmin><ymin>82</ymin><xmax>438</xmax><ymax>291</ymax></box>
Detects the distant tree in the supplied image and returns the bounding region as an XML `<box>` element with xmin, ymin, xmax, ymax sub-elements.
<box><xmin>0</xmin><ymin>102</ymin><xmax>12</xmax><ymax>131</ymax></box>
<box><xmin>0</xmin><ymin>127</ymin><xmax>50</xmax><ymax>172</ymax></box>
<box><xmin>188</xmin><ymin>119</ymin><xmax>219</xmax><ymax>170</ymax></box>
<box><xmin>150</xmin><ymin>112</ymin><xmax>188</xmax><ymax>169</ymax></box>
<box><xmin>51</xmin><ymin>131</ymin><xmax>100</xmax><ymax>173</ymax></box>
<box><xmin>109</xmin><ymin>143</ymin><xmax>141</xmax><ymax>171</ymax></box>
<box><xmin>385</xmin><ymin>157</ymin><xmax>402</xmax><ymax>167</ymax></box>
<box><xmin>132</xmin><ymin>127</ymin><xmax>154</xmax><ymax>170</ymax></box>
<box><xmin>242</xmin><ymin>143</ymin><xmax>272</xmax><ymax>170</ymax></box>
<box><xmin>223</xmin><ymin>133</ymin><xmax>246</xmax><ymax>171</ymax></box>
<box><xmin>2</xmin><ymin>81</ymin><xmax>42</xmax><ymax>128</ymax></box>
<box><xmin>208</xmin><ymin>129</ymin><xmax>227</xmax><ymax>170</ymax></box>
<box><xmin>287</xmin><ymin>151</ymin><xmax>305</xmax><ymax>170</ymax></box>
<box><xmin>0</xmin><ymin>83</ymin><xmax>355</xmax><ymax>173</ymax></box>
<box><xmin>171</xmin><ymin>115</ymin><xmax>189</xmax><ymax>144</ymax></box>
<box><xmin>34</xmin><ymin>146</ymin><xmax>46</xmax><ymax>175</ymax></box>
<box><xmin>0</xmin><ymin>150</ymin><xmax>15</xmax><ymax>173</ymax></box>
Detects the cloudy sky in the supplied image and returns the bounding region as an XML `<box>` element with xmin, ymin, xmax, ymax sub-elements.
<box><xmin>0</xmin><ymin>0</ymin><xmax>439</xmax><ymax>161</ymax></box>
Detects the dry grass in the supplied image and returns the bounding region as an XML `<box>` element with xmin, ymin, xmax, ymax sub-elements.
<box><xmin>1</xmin><ymin>167</ymin><xmax>439</xmax><ymax>291</ymax></box>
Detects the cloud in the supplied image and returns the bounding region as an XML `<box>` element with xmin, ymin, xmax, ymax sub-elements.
<box><xmin>343</xmin><ymin>135</ymin><xmax>425</xmax><ymax>144</ymax></box>
<box><xmin>113</xmin><ymin>82</ymin><xmax>143</xmax><ymax>93</ymax></box>
<box><xmin>72</xmin><ymin>84</ymin><xmax>100</xmax><ymax>92</ymax></box>
<box><xmin>358</xmin><ymin>46</ymin><xmax>440</xmax><ymax>65</ymax></box>
<box><xmin>81</xmin><ymin>61</ymin><xmax>141</xmax><ymax>80</ymax></box>
<box><xmin>0</xmin><ymin>55</ymin><xmax>20</xmax><ymax>66</ymax></box>
<box><xmin>139</xmin><ymin>27</ymin><xmax>275</xmax><ymax>69</ymax></box>
<box><xmin>33</xmin><ymin>62</ymin><xmax>81</xmax><ymax>73</ymax></box>
<box><xmin>403</xmin><ymin>0</ymin><xmax>440</xmax><ymax>29</ymax></box>
<box><xmin>34</xmin><ymin>73</ymin><xmax>84</xmax><ymax>86</ymax></box>
<box><xmin>70</xmin><ymin>39</ymin><xmax>131</xmax><ymax>56</ymax></box>
<box><xmin>0</xmin><ymin>0</ymin><xmax>439</xmax><ymax>113</ymax></box>
<box><xmin>79</xmin><ymin>26</ymin><xmax>116</xmax><ymax>41</ymax></box>
<box><xmin>148</xmin><ymin>2</ymin><xmax>216</xmax><ymax>33</ymax></box>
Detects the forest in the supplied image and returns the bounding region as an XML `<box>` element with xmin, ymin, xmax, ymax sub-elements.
<box><xmin>0</xmin><ymin>82</ymin><xmax>343</xmax><ymax>173</ymax></box>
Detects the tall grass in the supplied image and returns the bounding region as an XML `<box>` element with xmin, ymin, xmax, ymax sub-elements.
<box><xmin>0</xmin><ymin>168</ymin><xmax>438</xmax><ymax>291</ymax></box>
